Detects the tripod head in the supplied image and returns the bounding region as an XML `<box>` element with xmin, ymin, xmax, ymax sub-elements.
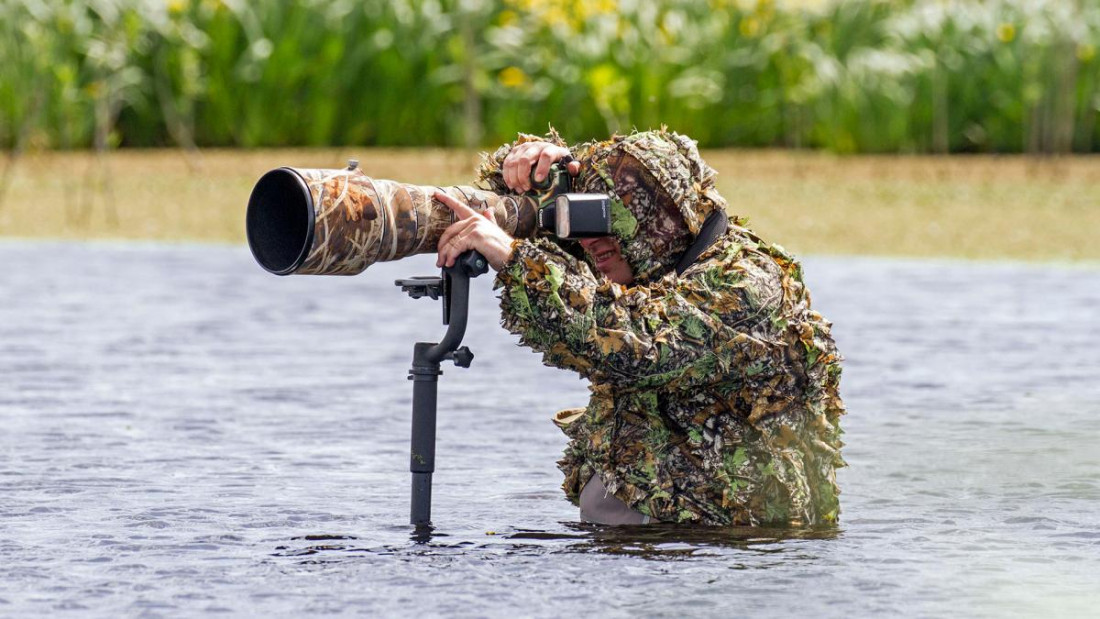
<box><xmin>396</xmin><ymin>250</ymin><xmax>487</xmax><ymax>367</ymax></box>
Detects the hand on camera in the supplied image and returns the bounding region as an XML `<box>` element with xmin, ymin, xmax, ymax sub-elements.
<box><xmin>502</xmin><ymin>142</ymin><xmax>581</xmax><ymax>193</ymax></box>
<box><xmin>434</xmin><ymin>191</ymin><xmax>516</xmax><ymax>271</ymax></box>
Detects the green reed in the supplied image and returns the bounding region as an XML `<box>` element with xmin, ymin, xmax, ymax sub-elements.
<box><xmin>2</xmin><ymin>0</ymin><xmax>1098</xmax><ymax>153</ymax></box>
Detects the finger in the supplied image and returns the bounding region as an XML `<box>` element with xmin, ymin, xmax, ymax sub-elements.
<box><xmin>434</xmin><ymin>190</ymin><xmax>479</xmax><ymax>220</ymax></box>
<box><xmin>437</xmin><ymin>224</ymin><xmax>460</xmax><ymax>262</ymax></box>
<box><xmin>438</xmin><ymin>239</ymin><xmax>457</xmax><ymax>268</ymax></box>
<box><xmin>503</xmin><ymin>154</ymin><xmax>516</xmax><ymax>190</ymax></box>
<box><xmin>514</xmin><ymin>144</ymin><xmax>538</xmax><ymax>193</ymax></box>
<box><xmin>436</xmin><ymin>217</ymin><xmax>477</xmax><ymax>256</ymax></box>
<box><xmin>433</xmin><ymin>190</ymin><xmax>462</xmax><ymax>215</ymax></box>
<box><xmin>452</xmin><ymin>226</ymin><xmax>480</xmax><ymax>266</ymax></box>
<box><xmin>437</xmin><ymin>237</ymin><xmax>454</xmax><ymax>268</ymax></box>
<box><xmin>533</xmin><ymin>148</ymin><xmax>557</xmax><ymax>184</ymax></box>
<box><xmin>441</xmin><ymin>226</ymin><xmax>476</xmax><ymax>267</ymax></box>
<box><xmin>504</xmin><ymin>143</ymin><xmax>532</xmax><ymax>190</ymax></box>
<box><xmin>567</xmin><ymin>160</ymin><xmax>580</xmax><ymax>176</ymax></box>
<box><xmin>437</xmin><ymin>231</ymin><xmax>467</xmax><ymax>268</ymax></box>
<box><xmin>524</xmin><ymin>150</ymin><xmax>543</xmax><ymax>191</ymax></box>
<box><xmin>436</xmin><ymin>219</ymin><xmax>477</xmax><ymax>267</ymax></box>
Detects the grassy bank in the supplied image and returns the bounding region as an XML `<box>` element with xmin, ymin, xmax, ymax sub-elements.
<box><xmin>1</xmin><ymin>149</ymin><xmax>1097</xmax><ymax>262</ymax></box>
<box><xmin>5</xmin><ymin>0</ymin><xmax>1100</xmax><ymax>154</ymax></box>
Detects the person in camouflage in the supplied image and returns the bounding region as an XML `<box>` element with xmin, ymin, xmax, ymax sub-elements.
<box><xmin>433</xmin><ymin>128</ymin><xmax>846</xmax><ymax>527</ymax></box>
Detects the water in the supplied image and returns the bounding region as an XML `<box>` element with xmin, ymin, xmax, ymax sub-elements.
<box><xmin>1</xmin><ymin>241</ymin><xmax>1097</xmax><ymax>617</ymax></box>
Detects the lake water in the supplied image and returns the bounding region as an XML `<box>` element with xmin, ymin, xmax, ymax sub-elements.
<box><xmin>1</xmin><ymin>241</ymin><xmax>1097</xmax><ymax>617</ymax></box>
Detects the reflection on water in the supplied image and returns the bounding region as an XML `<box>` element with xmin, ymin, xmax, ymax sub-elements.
<box><xmin>1</xmin><ymin>242</ymin><xmax>1098</xmax><ymax>616</ymax></box>
<box><xmin>512</xmin><ymin>523</ymin><xmax>841</xmax><ymax>558</ymax></box>
<box><xmin>276</xmin><ymin>524</ymin><xmax>840</xmax><ymax>563</ymax></box>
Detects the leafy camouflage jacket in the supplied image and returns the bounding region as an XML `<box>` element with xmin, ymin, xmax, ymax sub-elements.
<box><xmin>476</xmin><ymin>130</ymin><xmax>846</xmax><ymax>526</ymax></box>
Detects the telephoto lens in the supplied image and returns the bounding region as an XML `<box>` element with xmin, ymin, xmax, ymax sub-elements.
<box><xmin>246</xmin><ymin>161</ymin><xmax>612</xmax><ymax>276</ymax></box>
<box><xmin>246</xmin><ymin>163</ymin><xmax>541</xmax><ymax>276</ymax></box>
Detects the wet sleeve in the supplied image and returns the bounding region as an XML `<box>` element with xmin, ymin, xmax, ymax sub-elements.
<box><xmin>494</xmin><ymin>237</ymin><xmax>774</xmax><ymax>392</ymax></box>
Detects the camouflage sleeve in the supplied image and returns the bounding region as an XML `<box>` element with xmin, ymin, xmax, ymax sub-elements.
<box><xmin>475</xmin><ymin>129</ymin><xmax>570</xmax><ymax>195</ymax></box>
<box><xmin>495</xmin><ymin>236</ymin><xmax>777</xmax><ymax>392</ymax></box>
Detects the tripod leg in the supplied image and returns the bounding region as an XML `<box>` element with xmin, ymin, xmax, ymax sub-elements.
<box><xmin>409</xmin><ymin>342</ymin><xmax>440</xmax><ymax>528</ymax></box>
<box><xmin>411</xmin><ymin>472</ymin><xmax>433</xmax><ymax>528</ymax></box>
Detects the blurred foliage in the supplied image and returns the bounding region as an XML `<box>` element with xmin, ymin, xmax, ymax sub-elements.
<box><xmin>2</xmin><ymin>0</ymin><xmax>1099</xmax><ymax>153</ymax></box>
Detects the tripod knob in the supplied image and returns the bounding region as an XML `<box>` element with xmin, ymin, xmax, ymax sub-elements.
<box><xmin>451</xmin><ymin>346</ymin><xmax>474</xmax><ymax>368</ymax></box>
<box><xmin>457</xmin><ymin>251</ymin><xmax>489</xmax><ymax>277</ymax></box>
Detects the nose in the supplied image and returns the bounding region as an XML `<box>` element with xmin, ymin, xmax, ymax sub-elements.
<box><xmin>578</xmin><ymin>237</ymin><xmax>607</xmax><ymax>250</ymax></box>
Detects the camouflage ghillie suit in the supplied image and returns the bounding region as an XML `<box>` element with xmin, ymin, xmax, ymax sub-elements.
<box><xmin>476</xmin><ymin>129</ymin><xmax>846</xmax><ymax>526</ymax></box>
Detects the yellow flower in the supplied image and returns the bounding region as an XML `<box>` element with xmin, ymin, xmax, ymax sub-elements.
<box><xmin>587</xmin><ymin>64</ymin><xmax>619</xmax><ymax>91</ymax></box>
<box><xmin>594</xmin><ymin>0</ymin><xmax>618</xmax><ymax>13</ymax></box>
<box><xmin>740</xmin><ymin>16</ymin><xmax>760</xmax><ymax>38</ymax></box>
<box><xmin>575</xmin><ymin>0</ymin><xmax>617</xmax><ymax>18</ymax></box>
<box><xmin>499</xmin><ymin>66</ymin><xmax>530</xmax><ymax>89</ymax></box>
<box><xmin>543</xmin><ymin>5</ymin><xmax>569</xmax><ymax>28</ymax></box>
<box><xmin>995</xmin><ymin>22</ymin><xmax>1015</xmax><ymax>43</ymax></box>
<box><xmin>168</xmin><ymin>0</ymin><xmax>187</xmax><ymax>15</ymax></box>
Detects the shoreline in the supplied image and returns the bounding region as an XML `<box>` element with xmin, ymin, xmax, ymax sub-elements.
<box><xmin>2</xmin><ymin>148</ymin><xmax>1098</xmax><ymax>262</ymax></box>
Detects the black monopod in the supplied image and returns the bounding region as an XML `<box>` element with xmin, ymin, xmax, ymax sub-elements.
<box><xmin>395</xmin><ymin>250</ymin><xmax>489</xmax><ymax>535</ymax></box>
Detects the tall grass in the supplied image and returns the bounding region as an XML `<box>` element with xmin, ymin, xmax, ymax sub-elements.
<box><xmin>2</xmin><ymin>0</ymin><xmax>1099</xmax><ymax>153</ymax></box>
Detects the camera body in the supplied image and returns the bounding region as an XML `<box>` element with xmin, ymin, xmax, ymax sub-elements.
<box><xmin>531</xmin><ymin>159</ymin><xmax>611</xmax><ymax>240</ymax></box>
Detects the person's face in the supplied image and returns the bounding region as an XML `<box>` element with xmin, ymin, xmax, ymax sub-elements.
<box><xmin>578</xmin><ymin>237</ymin><xmax>634</xmax><ymax>285</ymax></box>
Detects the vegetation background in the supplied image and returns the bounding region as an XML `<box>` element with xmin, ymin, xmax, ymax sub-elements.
<box><xmin>1</xmin><ymin>0</ymin><xmax>1098</xmax><ymax>261</ymax></box>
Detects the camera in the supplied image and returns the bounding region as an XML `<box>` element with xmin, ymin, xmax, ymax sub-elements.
<box><xmin>245</xmin><ymin>159</ymin><xmax>611</xmax><ymax>276</ymax></box>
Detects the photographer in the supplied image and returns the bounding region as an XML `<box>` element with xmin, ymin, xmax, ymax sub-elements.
<box><xmin>434</xmin><ymin>129</ymin><xmax>846</xmax><ymax>526</ymax></box>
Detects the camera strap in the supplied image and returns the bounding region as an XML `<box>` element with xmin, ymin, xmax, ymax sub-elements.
<box><xmin>675</xmin><ymin>210</ymin><xmax>728</xmax><ymax>276</ymax></box>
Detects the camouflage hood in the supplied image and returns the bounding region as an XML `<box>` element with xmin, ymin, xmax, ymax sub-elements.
<box><xmin>572</xmin><ymin>130</ymin><xmax>728</xmax><ymax>283</ymax></box>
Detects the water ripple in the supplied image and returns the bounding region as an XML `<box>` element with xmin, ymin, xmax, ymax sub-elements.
<box><xmin>1</xmin><ymin>242</ymin><xmax>1098</xmax><ymax>616</ymax></box>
